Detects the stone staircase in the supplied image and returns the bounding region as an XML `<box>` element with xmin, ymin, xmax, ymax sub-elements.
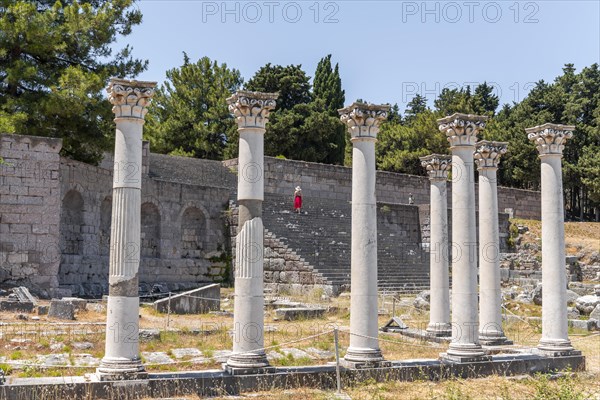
<box><xmin>229</xmin><ymin>193</ymin><xmax>429</xmax><ymax>294</ymax></box>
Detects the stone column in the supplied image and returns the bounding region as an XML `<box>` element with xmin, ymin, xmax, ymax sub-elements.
<box><xmin>420</xmin><ymin>154</ymin><xmax>452</xmax><ymax>337</ymax></box>
<box><xmin>438</xmin><ymin>113</ymin><xmax>489</xmax><ymax>362</ymax></box>
<box><xmin>97</xmin><ymin>78</ymin><xmax>156</xmax><ymax>380</ymax></box>
<box><xmin>225</xmin><ymin>90</ymin><xmax>277</xmax><ymax>374</ymax></box>
<box><xmin>474</xmin><ymin>140</ymin><xmax>511</xmax><ymax>346</ymax></box>
<box><xmin>339</xmin><ymin>102</ymin><xmax>389</xmax><ymax>367</ymax></box>
<box><xmin>526</xmin><ymin>123</ymin><xmax>579</xmax><ymax>356</ymax></box>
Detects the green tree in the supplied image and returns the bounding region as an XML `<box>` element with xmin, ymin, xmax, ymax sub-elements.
<box><xmin>245</xmin><ymin>61</ymin><xmax>346</xmax><ymax>164</ymax></box>
<box><xmin>387</xmin><ymin>103</ymin><xmax>402</xmax><ymax>124</ymax></box>
<box><xmin>245</xmin><ymin>63</ymin><xmax>311</xmax><ymax>110</ymax></box>
<box><xmin>404</xmin><ymin>94</ymin><xmax>428</xmax><ymax>123</ymax></box>
<box><xmin>264</xmin><ymin>99</ymin><xmax>346</xmax><ymax>163</ymax></box>
<box><xmin>434</xmin><ymin>87</ymin><xmax>473</xmax><ymax>115</ymax></box>
<box><xmin>485</xmin><ymin>64</ymin><xmax>600</xmax><ymax>219</ymax></box>
<box><xmin>145</xmin><ymin>54</ymin><xmax>243</xmax><ymax>160</ymax></box>
<box><xmin>377</xmin><ymin>109</ymin><xmax>448</xmax><ymax>175</ymax></box>
<box><xmin>0</xmin><ymin>0</ymin><xmax>147</xmax><ymax>163</ymax></box>
<box><xmin>313</xmin><ymin>55</ymin><xmax>346</xmax><ymax>164</ymax></box>
<box><xmin>472</xmin><ymin>82</ymin><xmax>499</xmax><ymax>115</ymax></box>
<box><xmin>313</xmin><ymin>54</ymin><xmax>345</xmax><ymax>114</ymax></box>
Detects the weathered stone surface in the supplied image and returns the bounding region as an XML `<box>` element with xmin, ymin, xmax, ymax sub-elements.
<box><xmin>532</xmin><ymin>285</ymin><xmax>543</xmax><ymax>306</ymax></box>
<box><xmin>211</xmin><ymin>350</ymin><xmax>232</xmax><ymax>363</ymax></box>
<box><xmin>85</xmin><ymin>302</ymin><xmax>106</xmax><ymax>313</ymax></box>
<box><xmin>139</xmin><ymin>328</ymin><xmax>160</xmax><ymax>341</ymax></box>
<box><xmin>275</xmin><ymin>307</ymin><xmax>326</xmax><ymax>321</ymax></box>
<box><xmin>567</xmin><ymin>307</ymin><xmax>580</xmax><ymax>319</ymax></box>
<box><xmin>72</xmin><ymin>342</ymin><xmax>94</xmax><ymax>350</ymax></box>
<box><xmin>48</xmin><ymin>300</ymin><xmax>75</xmax><ymax>320</ymax></box>
<box><xmin>141</xmin><ymin>352</ymin><xmax>173</xmax><ymax>364</ymax></box>
<box><xmin>37</xmin><ymin>353</ymin><xmax>70</xmax><ymax>366</ymax></box>
<box><xmin>0</xmin><ymin>301</ymin><xmax>34</xmax><ymax>313</ymax></box>
<box><xmin>279</xmin><ymin>348</ymin><xmax>315</xmax><ymax>360</ymax></box>
<box><xmin>413</xmin><ymin>291</ymin><xmax>431</xmax><ymax>310</ymax></box>
<box><xmin>590</xmin><ymin>304</ymin><xmax>600</xmax><ymax>320</ymax></box>
<box><xmin>73</xmin><ymin>354</ymin><xmax>100</xmax><ymax>367</ymax></box>
<box><xmin>171</xmin><ymin>348</ymin><xmax>203</xmax><ymax>359</ymax></box>
<box><xmin>12</xmin><ymin>286</ymin><xmax>37</xmax><ymax>305</ymax></box>
<box><xmin>566</xmin><ymin>290</ymin><xmax>579</xmax><ymax>305</ymax></box>
<box><xmin>305</xmin><ymin>347</ymin><xmax>335</xmax><ymax>359</ymax></box>
<box><xmin>575</xmin><ymin>295</ymin><xmax>600</xmax><ymax>315</ymax></box>
<box><xmin>61</xmin><ymin>297</ymin><xmax>87</xmax><ymax>311</ymax></box>
<box><xmin>568</xmin><ymin>319</ymin><xmax>598</xmax><ymax>331</ymax></box>
<box><xmin>153</xmin><ymin>284</ymin><xmax>220</xmax><ymax>314</ymax></box>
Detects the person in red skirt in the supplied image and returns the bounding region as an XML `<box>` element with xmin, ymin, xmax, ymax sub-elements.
<box><xmin>294</xmin><ymin>186</ymin><xmax>303</xmax><ymax>213</ymax></box>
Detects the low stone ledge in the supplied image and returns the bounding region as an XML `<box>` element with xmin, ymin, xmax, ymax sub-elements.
<box><xmin>0</xmin><ymin>353</ymin><xmax>584</xmax><ymax>399</ymax></box>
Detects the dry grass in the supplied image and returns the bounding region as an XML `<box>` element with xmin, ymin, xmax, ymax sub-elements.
<box><xmin>512</xmin><ymin>219</ymin><xmax>600</xmax><ymax>263</ymax></box>
<box><xmin>2</xmin><ymin>290</ymin><xmax>599</xmax><ymax>399</ymax></box>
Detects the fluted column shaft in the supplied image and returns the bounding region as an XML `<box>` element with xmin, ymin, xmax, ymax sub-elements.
<box><xmin>526</xmin><ymin>123</ymin><xmax>577</xmax><ymax>356</ymax></box>
<box><xmin>226</xmin><ymin>91</ymin><xmax>277</xmax><ymax>373</ymax></box>
<box><xmin>438</xmin><ymin>113</ymin><xmax>488</xmax><ymax>362</ymax></box>
<box><xmin>475</xmin><ymin>141</ymin><xmax>510</xmax><ymax>345</ymax></box>
<box><xmin>539</xmin><ymin>155</ymin><xmax>569</xmax><ymax>350</ymax></box>
<box><xmin>98</xmin><ymin>78</ymin><xmax>156</xmax><ymax>380</ymax></box>
<box><xmin>339</xmin><ymin>103</ymin><xmax>388</xmax><ymax>366</ymax></box>
<box><xmin>421</xmin><ymin>155</ymin><xmax>451</xmax><ymax>337</ymax></box>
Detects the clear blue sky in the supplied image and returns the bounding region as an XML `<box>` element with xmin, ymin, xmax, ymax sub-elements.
<box><xmin>118</xmin><ymin>0</ymin><xmax>600</xmax><ymax>110</ymax></box>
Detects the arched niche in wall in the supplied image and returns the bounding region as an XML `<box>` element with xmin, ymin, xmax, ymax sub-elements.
<box><xmin>141</xmin><ymin>202</ymin><xmax>161</xmax><ymax>258</ymax></box>
<box><xmin>180</xmin><ymin>206</ymin><xmax>207</xmax><ymax>259</ymax></box>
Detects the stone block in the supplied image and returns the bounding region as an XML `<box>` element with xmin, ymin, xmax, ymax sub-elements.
<box><xmin>0</xmin><ymin>301</ymin><xmax>34</xmax><ymax>313</ymax></box>
<box><xmin>590</xmin><ymin>305</ymin><xmax>600</xmax><ymax>320</ymax></box>
<box><xmin>568</xmin><ymin>319</ymin><xmax>598</xmax><ymax>332</ymax></box>
<box><xmin>575</xmin><ymin>295</ymin><xmax>600</xmax><ymax>315</ymax></box>
<box><xmin>62</xmin><ymin>297</ymin><xmax>87</xmax><ymax>311</ymax></box>
<box><xmin>275</xmin><ymin>307</ymin><xmax>326</xmax><ymax>321</ymax></box>
<box><xmin>48</xmin><ymin>300</ymin><xmax>76</xmax><ymax>320</ymax></box>
<box><xmin>153</xmin><ymin>284</ymin><xmax>220</xmax><ymax>314</ymax></box>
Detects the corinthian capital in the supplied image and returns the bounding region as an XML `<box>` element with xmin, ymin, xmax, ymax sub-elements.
<box><xmin>338</xmin><ymin>102</ymin><xmax>389</xmax><ymax>141</ymax></box>
<box><xmin>227</xmin><ymin>90</ymin><xmax>278</xmax><ymax>130</ymax></box>
<box><xmin>420</xmin><ymin>154</ymin><xmax>451</xmax><ymax>180</ymax></box>
<box><xmin>438</xmin><ymin>113</ymin><xmax>488</xmax><ymax>148</ymax></box>
<box><xmin>474</xmin><ymin>140</ymin><xmax>508</xmax><ymax>169</ymax></box>
<box><xmin>107</xmin><ymin>78</ymin><xmax>156</xmax><ymax>120</ymax></box>
<box><xmin>525</xmin><ymin>123</ymin><xmax>574</xmax><ymax>156</ymax></box>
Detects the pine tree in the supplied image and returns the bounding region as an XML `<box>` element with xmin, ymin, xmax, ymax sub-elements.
<box><xmin>145</xmin><ymin>54</ymin><xmax>243</xmax><ymax>160</ymax></box>
<box><xmin>0</xmin><ymin>0</ymin><xmax>147</xmax><ymax>163</ymax></box>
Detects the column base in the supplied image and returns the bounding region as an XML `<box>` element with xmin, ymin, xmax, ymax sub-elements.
<box><xmin>441</xmin><ymin>343</ymin><xmax>490</xmax><ymax>363</ymax></box>
<box><xmin>342</xmin><ymin>347</ymin><xmax>389</xmax><ymax>369</ymax></box>
<box><xmin>537</xmin><ymin>339</ymin><xmax>580</xmax><ymax>357</ymax></box>
<box><xmin>225</xmin><ymin>352</ymin><xmax>271</xmax><ymax>375</ymax></box>
<box><xmin>479</xmin><ymin>331</ymin><xmax>513</xmax><ymax>346</ymax></box>
<box><xmin>96</xmin><ymin>358</ymin><xmax>147</xmax><ymax>381</ymax></box>
<box><xmin>426</xmin><ymin>323</ymin><xmax>452</xmax><ymax>338</ymax></box>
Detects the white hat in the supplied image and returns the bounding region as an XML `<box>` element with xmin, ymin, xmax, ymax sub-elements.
<box><xmin>295</xmin><ymin>186</ymin><xmax>301</xmax><ymax>191</ymax></box>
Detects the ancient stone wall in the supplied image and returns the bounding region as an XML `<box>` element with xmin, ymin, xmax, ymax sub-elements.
<box><xmin>1</xmin><ymin>134</ymin><xmax>233</xmax><ymax>298</ymax></box>
<box><xmin>57</xmin><ymin>156</ymin><xmax>233</xmax><ymax>297</ymax></box>
<box><xmin>0</xmin><ymin>134</ymin><xmax>63</xmax><ymax>297</ymax></box>
<box><xmin>224</xmin><ymin>157</ymin><xmax>542</xmax><ymax>219</ymax></box>
<box><xmin>2</xmin><ymin>133</ymin><xmax>540</xmax><ymax>298</ymax></box>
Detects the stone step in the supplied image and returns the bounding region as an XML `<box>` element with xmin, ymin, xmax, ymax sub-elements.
<box><xmin>230</xmin><ymin>193</ymin><xmax>430</xmax><ymax>292</ymax></box>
